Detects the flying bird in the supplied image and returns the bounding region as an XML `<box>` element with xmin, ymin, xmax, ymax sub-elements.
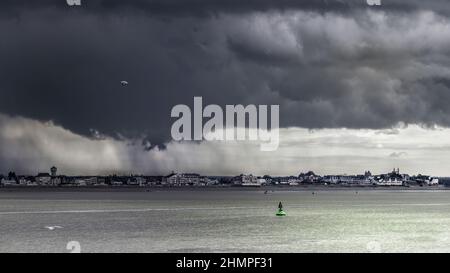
<box><xmin>45</xmin><ymin>226</ymin><xmax>63</xmax><ymax>231</ymax></box>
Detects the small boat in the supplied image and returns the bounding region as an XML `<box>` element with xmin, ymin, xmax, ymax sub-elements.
<box><xmin>276</xmin><ymin>202</ymin><xmax>286</xmax><ymax>216</ymax></box>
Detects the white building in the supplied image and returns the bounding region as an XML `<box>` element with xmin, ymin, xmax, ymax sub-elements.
<box><xmin>1</xmin><ymin>179</ymin><xmax>17</xmax><ymax>186</ymax></box>
<box><xmin>322</xmin><ymin>176</ymin><xmax>340</xmax><ymax>184</ymax></box>
<box><xmin>288</xmin><ymin>178</ymin><xmax>301</xmax><ymax>186</ymax></box>
<box><xmin>427</xmin><ymin>177</ymin><xmax>439</xmax><ymax>186</ymax></box>
<box><xmin>375</xmin><ymin>168</ymin><xmax>405</xmax><ymax>186</ymax></box>
<box><xmin>193</xmin><ymin>176</ymin><xmax>219</xmax><ymax>186</ymax></box>
<box><xmin>234</xmin><ymin>174</ymin><xmax>262</xmax><ymax>187</ymax></box>
<box><xmin>376</xmin><ymin>178</ymin><xmax>403</xmax><ymax>186</ymax></box>
<box><xmin>36</xmin><ymin>173</ymin><xmax>52</xmax><ymax>185</ymax></box>
<box><xmin>111</xmin><ymin>181</ymin><xmax>123</xmax><ymax>186</ymax></box>
<box><xmin>75</xmin><ymin>180</ymin><xmax>87</xmax><ymax>186</ymax></box>
<box><xmin>18</xmin><ymin>178</ymin><xmax>29</xmax><ymax>186</ymax></box>
<box><xmin>257</xmin><ymin>178</ymin><xmax>267</xmax><ymax>185</ymax></box>
<box><xmin>163</xmin><ymin>173</ymin><xmax>201</xmax><ymax>186</ymax></box>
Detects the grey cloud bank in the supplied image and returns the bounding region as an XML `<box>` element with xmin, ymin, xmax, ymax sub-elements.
<box><xmin>2</xmin><ymin>113</ymin><xmax>450</xmax><ymax>176</ymax></box>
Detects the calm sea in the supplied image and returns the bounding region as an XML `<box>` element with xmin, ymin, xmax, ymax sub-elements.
<box><xmin>0</xmin><ymin>189</ymin><xmax>449</xmax><ymax>253</ymax></box>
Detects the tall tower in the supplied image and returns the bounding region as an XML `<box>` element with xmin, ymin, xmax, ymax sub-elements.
<box><xmin>51</xmin><ymin>166</ymin><xmax>57</xmax><ymax>177</ymax></box>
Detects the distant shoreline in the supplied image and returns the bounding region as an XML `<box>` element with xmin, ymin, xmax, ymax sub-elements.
<box><xmin>0</xmin><ymin>185</ymin><xmax>448</xmax><ymax>192</ymax></box>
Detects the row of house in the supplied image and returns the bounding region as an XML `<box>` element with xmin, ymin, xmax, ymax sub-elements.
<box><xmin>0</xmin><ymin>167</ymin><xmax>441</xmax><ymax>187</ymax></box>
<box><xmin>230</xmin><ymin>169</ymin><xmax>440</xmax><ymax>187</ymax></box>
<box><xmin>0</xmin><ymin>167</ymin><xmax>166</xmax><ymax>187</ymax></box>
<box><xmin>321</xmin><ymin>169</ymin><xmax>439</xmax><ymax>186</ymax></box>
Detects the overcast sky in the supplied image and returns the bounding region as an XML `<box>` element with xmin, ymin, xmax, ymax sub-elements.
<box><xmin>2</xmin><ymin>0</ymin><xmax>450</xmax><ymax>176</ymax></box>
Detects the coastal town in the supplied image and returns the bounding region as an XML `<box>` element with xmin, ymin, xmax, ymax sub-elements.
<box><xmin>0</xmin><ymin>166</ymin><xmax>445</xmax><ymax>188</ymax></box>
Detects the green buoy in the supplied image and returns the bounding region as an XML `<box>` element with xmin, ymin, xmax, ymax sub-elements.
<box><xmin>276</xmin><ymin>202</ymin><xmax>286</xmax><ymax>216</ymax></box>
<box><xmin>276</xmin><ymin>210</ymin><xmax>286</xmax><ymax>216</ymax></box>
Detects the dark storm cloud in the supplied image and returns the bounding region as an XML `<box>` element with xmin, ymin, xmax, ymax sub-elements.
<box><xmin>2</xmin><ymin>0</ymin><xmax>450</xmax><ymax>150</ymax></box>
